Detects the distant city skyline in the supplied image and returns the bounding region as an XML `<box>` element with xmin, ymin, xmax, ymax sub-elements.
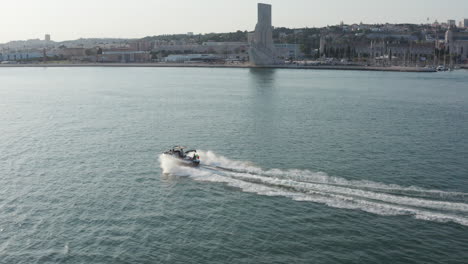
<box><xmin>1</xmin><ymin>0</ymin><xmax>467</xmax><ymax>43</ymax></box>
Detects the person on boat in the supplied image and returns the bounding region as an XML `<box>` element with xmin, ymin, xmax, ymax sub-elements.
<box><xmin>179</xmin><ymin>149</ymin><xmax>185</xmax><ymax>158</ymax></box>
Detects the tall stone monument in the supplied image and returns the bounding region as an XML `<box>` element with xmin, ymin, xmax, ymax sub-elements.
<box><xmin>249</xmin><ymin>3</ymin><xmax>281</xmax><ymax>66</ymax></box>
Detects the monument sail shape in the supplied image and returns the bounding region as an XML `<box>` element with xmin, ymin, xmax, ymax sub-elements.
<box><xmin>249</xmin><ymin>3</ymin><xmax>281</xmax><ymax>66</ymax></box>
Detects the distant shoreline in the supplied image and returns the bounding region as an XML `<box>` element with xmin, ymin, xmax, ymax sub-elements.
<box><xmin>0</xmin><ymin>63</ymin><xmax>449</xmax><ymax>72</ymax></box>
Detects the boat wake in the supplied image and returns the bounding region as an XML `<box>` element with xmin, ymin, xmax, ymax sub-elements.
<box><xmin>159</xmin><ymin>151</ymin><xmax>468</xmax><ymax>226</ymax></box>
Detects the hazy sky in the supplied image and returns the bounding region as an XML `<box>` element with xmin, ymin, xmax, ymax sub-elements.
<box><xmin>1</xmin><ymin>0</ymin><xmax>467</xmax><ymax>43</ymax></box>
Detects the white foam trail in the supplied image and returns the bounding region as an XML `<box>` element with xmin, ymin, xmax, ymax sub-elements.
<box><xmin>199</xmin><ymin>151</ymin><xmax>467</xmax><ymax>199</ymax></box>
<box><xmin>159</xmin><ymin>151</ymin><xmax>468</xmax><ymax>226</ymax></box>
<box><xmin>295</xmin><ymin>193</ymin><xmax>468</xmax><ymax>226</ymax></box>
<box><xmin>224</xmin><ymin>173</ymin><xmax>468</xmax><ymax>212</ymax></box>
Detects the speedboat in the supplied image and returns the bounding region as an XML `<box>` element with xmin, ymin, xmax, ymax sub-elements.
<box><xmin>163</xmin><ymin>146</ymin><xmax>200</xmax><ymax>167</ymax></box>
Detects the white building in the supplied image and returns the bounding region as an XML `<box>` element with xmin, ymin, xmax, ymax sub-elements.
<box><xmin>445</xmin><ymin>29</ymin><xmax>468</xmax><ymax>62</ymax></box>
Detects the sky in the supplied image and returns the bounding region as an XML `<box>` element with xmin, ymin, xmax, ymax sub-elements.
<box><xmin>0</xmin><ymin>0</ymin><xmax>467</xmax><ymax>43</ymax></box>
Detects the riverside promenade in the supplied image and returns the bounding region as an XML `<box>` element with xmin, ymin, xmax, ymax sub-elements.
<box><xmin>0</xmin><ymin>62</ymin><xmax>438</xmax><ymax>72</ymax></box>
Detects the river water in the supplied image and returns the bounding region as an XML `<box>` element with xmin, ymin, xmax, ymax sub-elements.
<box><xmin>1</xmin><ymin>67</ymin><xmax>467</xmax><ymax>263</ymax></box>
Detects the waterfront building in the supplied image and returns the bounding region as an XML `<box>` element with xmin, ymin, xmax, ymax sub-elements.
<box><xmin>0</xmin><ymin>49</ymin><xmax>57</xmax><ymax>61</ymax></box>
<box><xmin>101</xmin><ymin>50</ymin><xmax>150</xmax><ymax>63</ymax></box>
<box><xmin>164</xmin><ymin>54</ymin><xmax>220</xmax><ymax>63</ymax></box>
<box><xmin>274</xmin><ymin>44</ymin><xmax>303</xmax><ymax>59</ymax></box>
<box><xmin>152</xmin><ymin>43</ymin><xmax>204</xmax><ymax>53</ymax></box>
<box><xmin>445</xmin><ymin>29</ymin><xmax>468</xmax><ymax>62</ymax></box>
<box><xmin>56</xmin><ymin>48</ymin><xmax>87</xmax><ymax>58</ymax></box>
<box><xmin>129</xmin><ymin>41</ymin><xmax>153</xmax><ymax>51</ymax></box>
<box><xmin>152</xmin><ymin>42</ymin><xmax>249</xmax><ymax>59</ymax></box>
<box><xmin>319</xmin><ymin>32</ymin><xmax>436</xmax><ymax>65</ymax></box>
<box><xmin>45</xmin><ymin>34</ymin><xmax>51</xmax><ymax>42</ymax></box>
<box><xmin>248</xmin><ymin>3</ymin><xmax>281</xmax><ymax>65</ymax></box>
<box><xmin>465</xmin><ymin>19</ymin><xmax>468</xmax><ymax>28</ymax></box>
